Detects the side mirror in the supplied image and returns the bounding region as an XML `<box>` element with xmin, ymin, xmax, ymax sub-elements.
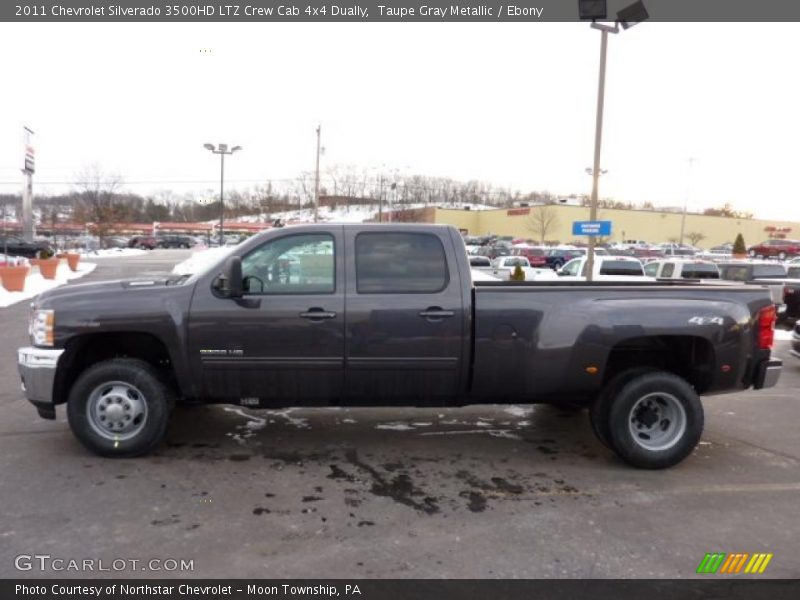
<box><xmin>557</xmin><ymin>269</ymin><xmax>568</xmax><ymax>276</ymax></box>
<box><xmin>214</xmin><ymin>256</ymin><xmax>243</xmax><ymax>298</ymax></box>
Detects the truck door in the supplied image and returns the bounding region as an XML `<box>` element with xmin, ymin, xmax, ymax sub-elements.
<box><xmin>188</xmin><ymin>228</ymin><xmax>345</xmax><ymax>405</ymax></box>
<box><xmin>344</xmin><ymin>229</ymin><xmax>464</xmax><ymax>405</ymax></box>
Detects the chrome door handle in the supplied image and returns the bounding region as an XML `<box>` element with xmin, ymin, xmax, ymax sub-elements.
<box><xmin>418</xmin><ymin>309</ymin><xmax>455</xmax><ymax>319</ymax></box>
<box><xmin>299</xmin><ymin>309</ymin><xmax>337</xmax><ymax>320</ymax></box>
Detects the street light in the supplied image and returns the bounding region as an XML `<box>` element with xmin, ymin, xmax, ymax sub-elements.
<box><xmin>203</xmin><ymin>143</ymin><xmax>242</xmax><ymax>246</ymax></box>
<box><xmin>579</xmin><ymin>0</ymin><xmax>648</xmax><ymax>281</ymax></box>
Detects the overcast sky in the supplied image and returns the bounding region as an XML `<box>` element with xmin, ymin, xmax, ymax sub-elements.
<box><xmin>0</xmin><ymin>22</ymin><xmax>798</xmax><ymax>219</ymax></box>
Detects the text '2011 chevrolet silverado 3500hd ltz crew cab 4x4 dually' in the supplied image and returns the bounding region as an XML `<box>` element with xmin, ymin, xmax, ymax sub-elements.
<box><xmin>18</xmin><ymin>224</ymin><xmax>782</xmax><ymax>469</ymax></box>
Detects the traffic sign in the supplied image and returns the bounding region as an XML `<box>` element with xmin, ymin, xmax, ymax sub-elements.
<box><xmin>572</xmin><ymin>220</ymin><xmax>612</xmax><ymax>236</ymax></box>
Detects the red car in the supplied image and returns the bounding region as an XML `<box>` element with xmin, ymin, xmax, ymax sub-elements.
<box><xmin>510</xmin><ymin>245</ymin><xmax>548</xmax><ymax>267</ymax></box>
<box><xmin>128</xmin><ymin>236</ymin><xmax>159</xmax><ymax>250</ymax></box>
<box><xmin>748</xmin><ymin>239</ymin><xmax>800</xmax><ymax>260</ymax></box>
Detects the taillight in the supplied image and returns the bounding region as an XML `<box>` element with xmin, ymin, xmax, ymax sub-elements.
<box><xmin>757</xmin><ymin>305</ymin><xmax>776</xmax><ymax>350</ymax></box>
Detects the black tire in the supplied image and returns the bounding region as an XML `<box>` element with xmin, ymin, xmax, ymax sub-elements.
<box><xmin>590</xmin><ymin>367</ymin><xmax>657</xmax><ymax>450</ymax></box>
<box><xmin>606</xmin><ymin>371</ymin><xmax>703</xmax><ymax>469</ymax></box>
<box><xmin>66</xmin><ymin>358</ymin><xmax>174</xmax><ymax>457</ymax></box>
<box><xmin>778</xmin><ymin>252</ymin><xmax>787</xmax><ymax>261</ymax></box>
<box><xmin>748</xmin><ymin>249</ymin><xmax>756</xmax><ymax>257</ymax></box>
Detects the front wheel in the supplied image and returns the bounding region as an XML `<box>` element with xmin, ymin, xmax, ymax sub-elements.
<box><xmin>597</xmin><ymin>371</ymin><xmax>703</xmax><ymax>469</ymax></box>
<box><xmin>67</xmin><ymin>358</ymin><xmax>174</xmax><ymax>457</ymax></box>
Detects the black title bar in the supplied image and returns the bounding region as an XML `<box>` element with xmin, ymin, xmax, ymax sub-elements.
<box><xmin>4</xmin><ymin>580</ymin><xmax>800</xmax><ymax>600</ymax></box>
<box><xmin>4</xmin><ymin>0</ymin><xmax>800</xmax><ymax>22</ymax></box>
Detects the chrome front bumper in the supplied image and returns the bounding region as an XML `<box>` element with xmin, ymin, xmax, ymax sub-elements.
<box><xmin>18</xmin><ymin>347</ymin><xmax>64</xmax><ymax>409</ymax></box>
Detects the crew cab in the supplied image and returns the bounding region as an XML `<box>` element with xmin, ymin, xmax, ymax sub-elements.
<box><xmin>718</xmin><ymin>261</ymin><xmax>800</xmax><ymax>320</ymax></box>
<box><xmin>18</xmin><ymin>224</ymin><xmax>782</xmax><ymax>469</ymax></box>
<box><xmin>557</xmin><ymin>255</ymin><xmax>651</xmax><ymax>281</ymax></box>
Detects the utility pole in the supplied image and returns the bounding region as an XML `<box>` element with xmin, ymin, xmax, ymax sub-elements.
<box><xmin>21</xmin><ymin>126</ymin><xmax>35</xmax><ymax>243</ymax></box>
<box><xmin>586</xmin><ymin>28</ymin><xmax>609</xmax><ymax>283</ymax></box>
<box><xmin>203</xmin><ymin>143</ymin><xmax>241</xmax><ymax>247</ymax></box>
<box><xmin>314</xmin><ymin>124</ymin><xmax>321</xmax><ymax>223</ymax></box>
<box><xmin>679</xmin><ymin>157</ymin><xmax>695</xmax><ymax>246</ymax></box>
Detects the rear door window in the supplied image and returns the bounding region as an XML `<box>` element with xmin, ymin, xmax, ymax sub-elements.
<box><xmin>661</xmin><ymin>263</ymin><xmax>675</xmax><ymax>278</ymax></box>
<box><xmin>356</xmin><ymin>232</ymin><xmax>448</xmax><ymax>293</ymax></box>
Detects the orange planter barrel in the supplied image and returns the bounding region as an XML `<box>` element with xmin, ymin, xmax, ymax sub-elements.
<box><xmin>36</xmin><ymin>258</ymin><xmax>60</xmax><ymax>280</ymax></box>
<box><xmin>0</xmin><ymin>265</ymin><xmax>30</xmax><ymax>292</ymax></box>
<box><xmin>65</xmin><ymin>253</ymin><xmax>81</xmax><ymax>272</ymax></box>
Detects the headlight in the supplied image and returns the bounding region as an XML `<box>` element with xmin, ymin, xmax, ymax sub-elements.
<box><xmin>30</xmin><ymin>309</ymin><xmax>55</xmax><ymax>347</ymax></box>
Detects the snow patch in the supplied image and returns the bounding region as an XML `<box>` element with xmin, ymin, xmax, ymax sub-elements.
<box><xmin>775</xmin><ymin>329</ymin><xmax>794</xmax><ymax>341</ymax></box>
<box><xmin>375</xmin><ymin>422</ymin><xmax>416</xmax><ymax>431</ymax></box>
<box><xmin>0</xmin><ymin>262</ymin><xmax>97</xmax><ymax>308</ymax></box>
<box><xmin>78</xmin><ymin>248</ymin><xmax>146</xmax><ymax>258</ymax></box>
<box><xmin>504</xmin><ymin>406</ymin><xmax>535</xmax><ymax>418</ymax></box>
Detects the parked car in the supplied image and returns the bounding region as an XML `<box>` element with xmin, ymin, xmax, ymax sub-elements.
<box><xmin>18</xmin><ymin>224</ymin><xmax>781</xmax><ymax>469</ymax></box>
<box><xmin>102</xmin><ymin>236</ymin><xmax>129</xmax><ymax>249</ymax></box>
<box><xmin>128</xmin><ymin>236</ymin><xmax>158</xmax><ymax>250</ymax></box>
<box><xmin>544</xmin><ymin>247</ymin><xmax>608</xmax><ymax>269</ymax></box>
<box><xmin>489</xmin><ymin>256</ymin><xmax>558</xmax><ymax>281</ymax></box>
<box><xmin>708</xmin><ymin>243</ymin><xmax>734</xmax><ymax>254</ymax></box>
<box><xmin>469</xmin><ymin>255</ymin><xmax>492</xmax><ymax>268</ymax></box>
<box><xmin>156</xmin><ymin>235</ymin><xmax>195</xmax><ymax>249</ymax></box>
<box><xmin>644</xmin><ymin>259</ymin><xmax>720</xmax><ymax>280</ymax></box>
<box><xmin>0</xmin><ymin>235</ymin><xmax>54</xmax><ymax>259</ymax></box>
<box><xmin>747</xmin><ymin>239</ymin><xmax>800</xmax><ymax>260</ymax></box>
<box><xmin>718</xmin><ymin>262</ymin><xmax>800</xmax><ymax>320</ymax></box>
<box><xmin>557</xmin><ymin>256</ymin><xmax>651</xmax><ymax>281</ymax></box>
<box><xmin>509</xmin><ymin>244</ymin><xmax>547</xmax><ymax>267</ymax></box>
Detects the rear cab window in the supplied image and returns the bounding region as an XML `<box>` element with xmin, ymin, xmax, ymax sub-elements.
<box><xmin>681</xmin><ymin>264</ymin><xmax>719</xmax><ymax>279</ymax></box>
<box><xmin>599</xmin><ymin>260</ymin><xmax>644</xmax><ymax>276</ymax></box>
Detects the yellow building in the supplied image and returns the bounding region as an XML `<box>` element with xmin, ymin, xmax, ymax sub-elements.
<box><xmin>398</xmin><ymin>205</ymin><xmax>800</xmax><ymax>248</ymax></box>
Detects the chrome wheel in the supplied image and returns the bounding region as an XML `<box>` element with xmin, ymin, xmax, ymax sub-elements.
<box><xmin>86</xmin><ymin>381</ymin><xmax>148</xmax><ymax>441</ymax></box>
<box><xmin>627</xmin><ymin>392</ymin><xmax>686</xmax><ymax>452</ymax></box>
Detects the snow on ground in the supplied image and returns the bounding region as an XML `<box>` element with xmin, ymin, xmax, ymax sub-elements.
<box><xmin>0</xmin><ymin>262</ymin><xmax>97</xmax><ymax>308</ymax></box>
<box><xmin>172</xmin><ymin>246</ymin><xmax>235</xmax><ymax>276</ymax></box>
<box><xmin>775</xmin><ymin>329</ymin><xmax>795</xmax><ymax>341</ymax></box>
<box><xmin>235</xmin><ymin>202</ymin><xmax>496</xmax><ymax>226</ymax></box>
<box><xmin>78</xmin><ymin>248</ymin><xmax>146</xmax><ymax>258</ymax></box>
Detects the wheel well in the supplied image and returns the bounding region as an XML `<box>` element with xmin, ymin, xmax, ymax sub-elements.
<box><xmin>54</xmin><ymin>332</ymin><xmax>175</xmax><ymax>404</ymax></box>
<box><xmin>603</xmin><ymin>336</ymin><xmax>715</xmax><ymax>394</ymax></box>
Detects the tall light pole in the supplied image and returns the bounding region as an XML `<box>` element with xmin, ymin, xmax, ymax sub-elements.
<box><xmin>679</xmin><ymin>157</ymin><xmax>695</xmax><ymax>246</ymax></box>
<box><xmin>580</xmin><ymin>0</ymin><xmax>648</xmax><ymax>281</ymax></box>
<box><xmin>314</xmin><ymin>124</ymin><xmax>321</xmax><ymax>223</ymax></box>
<box><xmin>204</xmin><ymin>143</ymin><xmax>241</xmax><ymax>247</ymax></box>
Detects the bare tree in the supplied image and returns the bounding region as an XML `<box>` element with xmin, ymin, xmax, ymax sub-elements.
<box><xmin>526</xmin><ymin>204</ymin><xmax>560</xmax><ymax>245</ymax></box>
<box><xmin>71</xmin><ymin>164</ymin><xmax>125</xmax><ymax>242</ymax></box>
<box><xmin>686</xmin><ymin>231</ymin><xmax>706</xmax><ymax>246</ymax></box>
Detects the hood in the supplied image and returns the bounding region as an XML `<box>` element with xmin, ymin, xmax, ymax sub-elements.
<box><xmin>35</xmin><ymin>276</ymin><xmax>187</xmax><ymax>309</ymax></box>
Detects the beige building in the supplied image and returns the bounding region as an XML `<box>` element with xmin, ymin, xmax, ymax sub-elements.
<box><xmin>391</xmin><ymin>205</ymin><xmax>799</xmax><ymax>248</ymax></box>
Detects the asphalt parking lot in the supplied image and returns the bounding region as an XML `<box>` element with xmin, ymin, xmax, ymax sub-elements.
<box><xmin>0</xmin><ymin>250</ymin><xmax>798</xmax><ymax>579</ymax></box>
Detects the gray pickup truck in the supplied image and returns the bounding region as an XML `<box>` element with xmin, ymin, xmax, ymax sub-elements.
<box><xmin>18</xmin><ymin>224</ymin><xmax>782</xmax><ymax>469</ymax></box>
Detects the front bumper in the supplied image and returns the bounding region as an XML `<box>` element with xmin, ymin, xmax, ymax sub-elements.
<box><xmin>18</xmin><ymin>346</ymin><xmax>64</xmax><ymax>418</ymax></box>
<box><xmin>753</xmin><ymin>358</ymin><xmax>782</xmax><ymax>389</ymax></box>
